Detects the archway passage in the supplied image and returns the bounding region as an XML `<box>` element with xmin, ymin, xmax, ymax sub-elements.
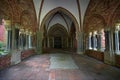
<box><xmin>47</xmin><ymin>24</ymin><xmax>68</xmax><ymax>49</ymax></box>
<box><xmin>41</xmin><ymin>8</ymin><xmax>78</xmax><ymax>53</ymax></box>
<box><xmin>54</xmin><ymin>37</ymin><xmax>62</xmax><ymax>48</ymax></box>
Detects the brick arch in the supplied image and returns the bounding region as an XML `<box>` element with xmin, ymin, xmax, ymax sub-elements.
<box><xmin>20</xmin><ymin>10</ymin><xmax>34</xmax><ymax>30</ymax></box>
<box><xmin>110</xmin><ymin>4</ymin><xmax>120</xmax><ymax>27</ymax></box>
<box><xmin>84</xmin><ymin>14</ymin><xmax>106</xmax><ymax>33</ymax></box>
<box><xmin>40</xmin><ymin>7</ymin><xmax>80</xmax><ymax>33</ymax></box>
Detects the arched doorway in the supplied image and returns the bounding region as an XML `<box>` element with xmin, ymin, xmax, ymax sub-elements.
<box><xmin>47</xmin><ymin>24</ymin><xmax>68</xmax><ymax>49</ymax></box>
<box><xmin>40</xmin><ymin>7</ymin><xmax>79</xmax><ymax>52</ymax></box>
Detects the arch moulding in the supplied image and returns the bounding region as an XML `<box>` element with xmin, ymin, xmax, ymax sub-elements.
<box><xmin>40</xmin><ymin>7</ymin><xmax>80</xmax><ymax>33</ymax></box>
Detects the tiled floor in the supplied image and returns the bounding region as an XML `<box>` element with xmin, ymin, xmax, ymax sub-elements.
<box><xmin>0</xmin><ymin>51</ymin><xmax>120</xmax><ymax>80</ymax></box>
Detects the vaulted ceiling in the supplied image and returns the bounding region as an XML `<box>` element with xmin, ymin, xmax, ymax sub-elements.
<box><xmin>33</xmin><ymin>0</ymin><xmax>90</xmax><ymax>31</ymax></box>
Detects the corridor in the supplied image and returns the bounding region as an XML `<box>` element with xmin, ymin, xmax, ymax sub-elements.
<box><xmin>0</xmin><ymin>52</ymin><xmax>120</xmax><ymax>80</ymax></box>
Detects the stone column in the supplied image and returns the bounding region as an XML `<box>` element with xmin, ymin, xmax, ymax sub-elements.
<box><xmin>11</xmin><ymin>24</ymin><xmax>21</xmax><ymax>65</ymax></box>
<box><xmin>43</xmin><ymin>38</ymin><xmax>46</xmax><ymax>48</ymax></box>
<box><xmin>52</xmin><ymin>37</ymin><xmax>54</xmax><ymax>48</ymax></box>
<box><xmin>114</xmin><ymin>30</ymin><xmax>119</xmax><ymax>53</ymax></box>
<box><xmin>25</xmin><ymin>30</ymin><xmax>29</xmax><ymax>49</ymax></box>
<box><xmin>97</xmin><ymin>31</ymin><xmax>102</xmax><ymax>51</ymax></box>
<box><xmin>28</xmin><ymin>34</ymin><xmax>32</xmax><ymax>48</ymax></box>
<box><xmin>88</xmin><ymin>32</ymin><xmax>92</xmax><ymax>49</ymax></box>
<box><xmin>76</xmin><ymin>32</ymin><xmax>83</xmax><ymax>54</ymax></box>
<box><xmin>93</xmin><ymin>31</ymin><xmax>97</xmax><ymax>50</ymax></box>
<box><xmin>4</xmin><ymin>20</ymin><xmax>12</xmax><ymax>52</ymax></box>
<box><xmin>5</xmin><ymin>28</ymin><xmax>12</xmax><ymax>52</ymax></box>
<box><xmin>19</xmin><ymin>29</ymin><xmax>24</xmax><ymax>50</ymax></box>
<box><xmin>19</xmin><ymin>33</ymin><xmax>24</xmax><ymax>50</ymax></box>
<box><xmin>36</xmin><ymin>31</ymin><xmax>43</xmax><ymax>54</ymax></box>
<box><xmin>47</xmin><ymin>37</ymin><xmax>50</xmax><ymax>48</ymax></box>
<box><xmin>66</xmin><ymin>37</ymin><xmax>68</xmax><ymax>48</ymax></box>
<box><xmin>71</xmin><ymin>37</ymin><xmax>73</xmax><ymax>48</ymax></box>
<box><xmin>104</xmin><ymin>29</ymin><xmax>115</xmax><ymax>65</ymax></box>
<box><xmin>62</xmin><ymin>37</ymin><xmax>64</xmax><ymax>48</ymax></box>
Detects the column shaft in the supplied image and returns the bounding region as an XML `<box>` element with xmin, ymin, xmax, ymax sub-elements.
<box><xmin>88</xmin><ymin>35</ymin><xmax>92</xmax><ymax>49</ymax></box>
<box><xmin>115</xmin><ymin>30</ymin><xmax>119</xmax><ymax>53</ymax></box>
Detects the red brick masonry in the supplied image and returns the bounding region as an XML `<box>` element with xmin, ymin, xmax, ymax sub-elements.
<box><xmin>21</xmin><ymin>49</ymin><xmax>35</xmax><ymax>60</ymax></box>
<box><xmin>85</xmin><ymin>50</ymin><xmax>104</xmax><ymax>61</ymax></box>
<box><xmin>115</xmin><ymin>55</ymin><xmax>120</xmax><ymax>68</ymax></box>
<box><xmin>0</xmin><ymin>49</ymin><xmax>35</xmax><ymax>70</ymax></box>
<box><xmin>0</xmin><ymin>54</ymin><xmax>11</xmax><ymax>70</ymax></box>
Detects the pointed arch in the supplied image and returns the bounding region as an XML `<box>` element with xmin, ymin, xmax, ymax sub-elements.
<box><xmin>40</xmin><ymin>7</ymin><xmax>80</xmax><ymax>32</ymax></box>
<box><xmin>110</xmin><ymin>4</ymin><xmax>120</xmax><ymax>27</ymax></box>
<box><xmin>48</xmin><ymin>23</ymin><xmax>68</xmax><ymax>36</ymax></box>
<box><xmin>84</xmin><ymin>14</ymin><xmax>106</xmax><ymax>33</ymax></box>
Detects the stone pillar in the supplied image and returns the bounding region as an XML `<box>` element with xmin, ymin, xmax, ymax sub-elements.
<box><xmin>47</xmin><ymin>37</ymin><xmax>50</xmax><ymax>48</ymax></box>
<box><xmin>97</xmin><ymin>31</ymin><xmax>102</xmax><ymax>51</ymax></box>
<box><xmin>114</xmin><ymin>30</ymin><xmax>119</xmax><ymax>53</ymax></box>
<box><xmin>28</xmin><ymin>34</ymin><xmax>32</xmax><ymax>48</ymax></box>
<box><xmin>19</xmin><ymin>33</ymin><xmax>24</xmax><ymax>50</ymax></box>
<box><xmin>43</xmin><ymin>38</ymin><xmax>46</xmax><ymax>48</ymax></box>
<box><xmin>36</xmin><ymin>31</ymin><xmax>43</xmax><ymax>54</ymax></box>
<box><xmin>104</xmin><ymin>29</ymin><xmax>115</xmax><ymax>65</ymax></box>
<box><xmin>4</xmin><ymin>20</ymin><xmax>12</xmax><ymax>52</ymax></box>
<box><xmin>11</xmin><ymin>24</ymin><xmax>21</xmax><ymax>65</ymax></box>
<box><xmin>52</xmin><ymin>37</ymin><xmax>54</xmax><ymax>48</ymax></box>
<box><xmin>93</xmin><ymin>31</ymin><xmax>97</xmax><ymax>50</ymax></box>
<box><xmin>25</xmin><ymin>30</ymin><xmax>29</xmax><ymax>49</ymax></box>
<box><xmin>66</xmin><ymin>37</ymin><xmax>68</xmax><ymax>48</ymax></box>
<box><xmin>88</xmin><ymin>32</ymin><xmax>92</xmax><ymax>49</ymax></box>
<box><xmin>76</xmin><ymin>32</ymin><xmax>83</xmax><ymax>54</ymax></box>
<box><xmin>5</xmin><ymin>28</ymin><xmax>12</xmax><ymax>52</ymax></box>
<box><xmin>71</xmin><ymin>38</ymin><xmax>73</xmax><ymax>48</ymax></box>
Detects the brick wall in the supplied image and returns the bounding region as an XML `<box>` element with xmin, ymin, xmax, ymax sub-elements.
<box><xmin>85</xmin><ymin>50</ymin><xmax>104</xmax><ymax>61</ymax></box>
<box><xmin>115</xmin><ymin>55</ymin><xmax>120</xmax><ymax>68</ymax></box>
<box><xmin>21</xmin><ymin>49</ymin><xmax>35</xmax><ymax>60</ymax></box>
<box><xmin>0</xmin><ymin>54</ymin><xmax>11</xmax><ymax>70</ymax></box>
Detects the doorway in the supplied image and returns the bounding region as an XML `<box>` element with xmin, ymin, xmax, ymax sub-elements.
<box><xmin>54</xmin><ymin>37</ymin><xmax>62</xmax><ymax>48</ymax></box>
